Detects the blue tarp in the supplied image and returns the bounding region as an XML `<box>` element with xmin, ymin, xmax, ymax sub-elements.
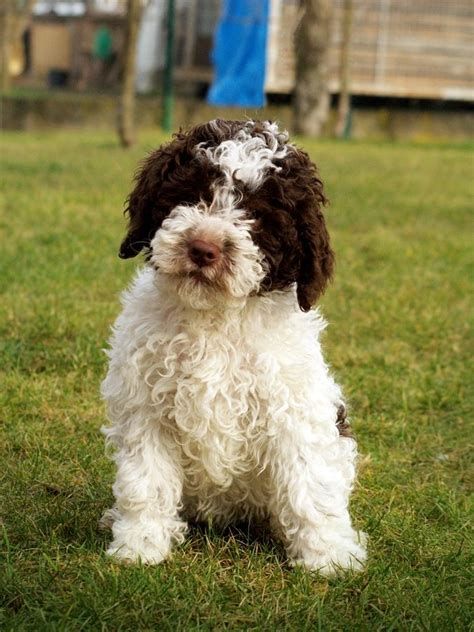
<box><xmin>207</xmin><ymin>0</ymin><xmax>269</xmax><ymax>108</ymax></box>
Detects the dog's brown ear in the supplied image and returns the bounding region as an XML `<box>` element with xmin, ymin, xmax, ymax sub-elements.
<box><xmin>290</xmin><ymin>150</ymin><xmax>334</xmax><ymax>312</ymax></box>
<box><xmin>119</xmin><ymin>145</ymin><xmax>176</xmax><ymax>259</ymax></box>
<box><xmin>296</xmin><ymin>208</ymin><xmax>334</xmax><ymax>312</ymax></box>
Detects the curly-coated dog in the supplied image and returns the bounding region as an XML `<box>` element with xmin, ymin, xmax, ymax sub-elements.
<box><xmin>101</xmin><ymin>119</ymin><xmax>367</xmax><ymax>575</ymax></box>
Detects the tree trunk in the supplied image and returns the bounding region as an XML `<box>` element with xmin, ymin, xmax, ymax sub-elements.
<box><xmin>293</xmin><ymin>0</ymin><xmax>333</xmax><ymax>137</ymax></box>
<box><xmin>0</xmin><ymin>4</ymin><xmax>10</xmax><ymax>92</ymax></box>
<box><xmin>118</xmin><ymin>0</ymin><xmax>142</xmax><ymax>148</ymax></box>
<box><xmin>0</xmin><ymin>0</ymin><xmax>35</xmax><ymax>93</ymax></box>
<box><xmin>335</xmin><ymin>0</ymin><xmax>353</xmax><ymax>138</ymax></box>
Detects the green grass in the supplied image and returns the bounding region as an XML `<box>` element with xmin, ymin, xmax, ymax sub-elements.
<box><xmin>1</xmin><ymin>129</ymin><xmax>473</xmax><ymax>631</ymax></box>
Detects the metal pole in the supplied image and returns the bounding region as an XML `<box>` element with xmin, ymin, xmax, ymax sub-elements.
<box><xmin>162</xmin><ymin>0</ymin><xmax>175</xmax><ymax>132</ymax></box>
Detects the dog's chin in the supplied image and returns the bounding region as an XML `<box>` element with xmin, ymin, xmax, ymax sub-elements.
<box><xmin>159</xmin><ymin>268</ymin><xmax>240</xmax><ymax>311</ymax></box>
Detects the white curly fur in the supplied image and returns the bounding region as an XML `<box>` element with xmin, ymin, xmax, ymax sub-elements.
<box><xmin>197</xmin><ymin>120</ymin><xmax>289</xmax><ymax>191</ymax></box>
<box><xmin>101</xmin><ymin>127</ymin><xmax>367</xmax><ymax>575</ymax></box>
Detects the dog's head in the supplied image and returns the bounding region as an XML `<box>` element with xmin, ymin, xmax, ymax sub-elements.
<box><xmin>119</xmin><ymin>119</ymin><xmax>334</xmax><ymax>311</ymax></box>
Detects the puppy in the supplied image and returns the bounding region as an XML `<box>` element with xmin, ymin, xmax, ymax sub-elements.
<box><xmin>101</xmin><ymin>119</ymin><xmax>366</xmax><ymax>575</ymax></box>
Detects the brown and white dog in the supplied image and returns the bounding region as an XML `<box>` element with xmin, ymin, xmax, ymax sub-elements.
<box><xmin>101</xmin><ymin>119</ymin><xmax>366</xmax><ymax>575</ymax></box>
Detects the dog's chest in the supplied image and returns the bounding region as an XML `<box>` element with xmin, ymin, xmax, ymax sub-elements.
<box><xmin>152</xmin><ymin>318</ymin><xmax>272</xmax><ymax>486</ymax></box>
<box><xmin>137</xmin><ymin>294</ymin><xmax>323</xmax><ymax>488</ymax></box>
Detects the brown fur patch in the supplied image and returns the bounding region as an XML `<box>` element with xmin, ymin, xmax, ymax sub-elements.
<box><xmin>241</xmin><ymin>145</ymin><xmax>333</xmax><ymax>310</ymax></box>
<box><xmin>336</xmin><ymin>404</ymin><xmax>353</xmax><ymax>438</ymax></box>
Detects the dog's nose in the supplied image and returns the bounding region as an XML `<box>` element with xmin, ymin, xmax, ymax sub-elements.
<box><xmin>188</xmin><ymin>239</ymin><xmax>221</xmax><ymax>267</ymax></box>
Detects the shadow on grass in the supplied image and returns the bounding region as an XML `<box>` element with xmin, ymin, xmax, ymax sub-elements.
<box><xmin>27</xmin><ymin>482</ymin><xmax>288</xmax><ymax>565</ymax></box>
<box><xmin>187</xmin><ymin>518</ymin><xmax>288</xmax><ymax>564</ymax></box>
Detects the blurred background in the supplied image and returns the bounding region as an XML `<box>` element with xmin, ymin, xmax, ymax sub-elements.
<box><xmin>1</xmin><ymin>0</ymin><xmax>473</xmax><ymax>144</ymax></box>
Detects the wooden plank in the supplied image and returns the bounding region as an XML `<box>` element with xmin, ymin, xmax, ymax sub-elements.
<box><xmin>332</xmin><ymin>8</ymin><xmax>474</xmax><ymax>35</ymax></box>
<box><xmin>337</xmin><ymin>49</ymin><xmax>474</xmax><ymax>69</ymax></box>
<box><xmin>332</xmin><ymin>0</ymin><xmax>473</xmax><ymax>17</ymax></box>
<box><xmin>329</xmin><ymin>78</ymin><xmax>474</xmax><ymax>101</ymax></box>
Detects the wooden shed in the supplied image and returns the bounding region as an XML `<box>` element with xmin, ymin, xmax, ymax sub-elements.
<box><xmin>265</xmin><ymin>0</ymin><xmax>474</xmax><ymax>101</ymax></box>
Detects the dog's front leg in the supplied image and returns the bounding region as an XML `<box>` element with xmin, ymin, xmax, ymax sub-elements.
<box><xmin>269</xmin><ymin>428</ymin><xmax>367</xmax><ymax>576</ymax></box>
<box><xmin>105</xmin><ymin>429</ymin><xmax>187</xmax><ymax>565</ymax></box>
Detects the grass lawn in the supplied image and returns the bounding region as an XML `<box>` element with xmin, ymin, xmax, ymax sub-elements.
<box><xmin>0</xmin><ymin>129</ymin><xmax>472</xmax><ymax>631</ymax></box>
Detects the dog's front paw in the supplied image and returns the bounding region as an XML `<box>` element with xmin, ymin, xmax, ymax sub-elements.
<box><xmin>106</xmin><ymin>515</ymin><xmax>187</xmax><ymax>565</ymax></box>
<box><xmin>291</xmin><ymin>531</ymin><xmax>367</xmax><ymax>577</ymax></box>
<box><xmin>106</xmin><ymin>539</ymin><xmax>169</xmax><ymax>565</ymax></box>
